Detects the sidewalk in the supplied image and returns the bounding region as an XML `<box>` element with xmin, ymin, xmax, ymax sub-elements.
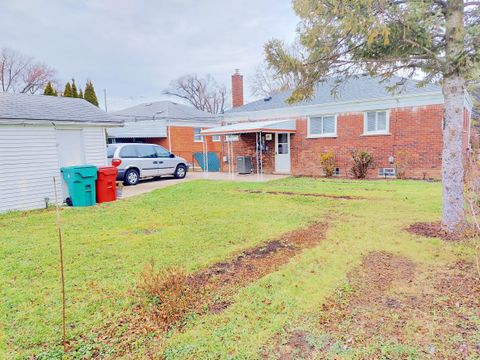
<box><xmin>121</xmin><ymin>172</ymin><xmax>288</xmax><ymax>198</ymax></box>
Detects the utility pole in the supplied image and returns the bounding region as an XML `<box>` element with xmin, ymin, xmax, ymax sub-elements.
<box><xmin>103</xmin><ymin>89</ymin><xmax>108</xmax><ymax>112</ymax></box>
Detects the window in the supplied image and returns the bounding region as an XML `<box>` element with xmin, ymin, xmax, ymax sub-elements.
<box><xmin>379</xmin><ymin>168</ymin><xmax>396</xmax><ymax>178</ymax></box>
<box><xmin>212</xmin><ymin>135</ymin><xmax>221</xmax><ymax>142</ymax></box>
<box><xmin>194</xmin><ymin>128</ymin><xmax>203</xmax><ymax>142</ymax></box>
<box><xmin>155</xmin><ymin>145</ymin><xmax>170</xmax><ymax>158</ymax></box>
<box><xmin>136</xmin><ymin>145</ymin><xmax>157</xmax><ymax>158</ymax></box>
<box><xmin>277</xmin><ymin>133</ymin><xmax>289</xmax><ymax>154</ymax></box>
<box><xmin>308</xmin><ymin>115</ymin><xmax>336</xmax><ymax>137</ymax></box>
<box><xmin>119</xmin><ymin>145</ymin><xmax>138</xmax><ymax>158</ymax></box>
<box><xmin>226</xmin><ymin>135</ymin><xmax>239</xmax><ymax>142</ymax></box>
<box><xmin>107</xmin><ymin>145</ymin><xmax>118</xmax><ymax>158</ymax></box>
<box><xmin>333</xmin><ymin>167</ymin><xmax>340</xmax><ymax>176</ymax></box>
<box><xmin>364</xmin><ymin>111</ymin><xmax>389</xmax><ymax>134</ymax></box>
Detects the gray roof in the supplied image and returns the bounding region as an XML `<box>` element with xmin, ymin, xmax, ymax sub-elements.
<box><xmin>114</xmin><ymin>100</ymin><xmax>219</xmax><ymax>122</ymax></box>
<box><xmin>228</xmin><ymin>76</ymin><xmax>441</xmax><ymax>113</ymax></box>
<box><xmin>0</xmin><ymin>92</ymin><xmax>123</xmax><ymax>124</ymax></box>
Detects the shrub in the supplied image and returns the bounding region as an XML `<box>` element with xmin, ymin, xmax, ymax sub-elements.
<box><xmin>319</xmin><ymin>151</ymin><xmax>335</xmax><ymax>177</ymax></box>
<box><xmin>138</xmin><ymin>264</ymin><xmax>204</xmax><ymax>329</ymax></box>
<box><xmin>350</xmin><ymin>150</ymin><xmax>374</xmax><ymax>179</ymax></box>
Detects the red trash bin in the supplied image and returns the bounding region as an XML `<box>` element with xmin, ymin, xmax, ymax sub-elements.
<box><xmin>96</xmin><ymin>166</ymin><xmax>118</xmax><ymax>203</ymax></box>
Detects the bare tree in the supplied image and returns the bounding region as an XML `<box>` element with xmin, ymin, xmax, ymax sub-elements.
<box><xmin>249</xmin><ymin>62</ymin><xmax>298</xmax><ymax>98</ymax></box>
<box><xmin>0</xmin><ymin>48</ymin><xmax>57</xmax><ymax>94</ymax></box>
<box><xmin>164</xmin><ymin>74</ymin><xmax>227</xmax><ymax>114</ymax></box>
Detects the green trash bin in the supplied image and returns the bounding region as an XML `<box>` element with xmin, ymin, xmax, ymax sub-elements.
<box><xmin>61</xmin><ymin>165</ymin><xmax>98</xmax><ymax>207</ymax></box>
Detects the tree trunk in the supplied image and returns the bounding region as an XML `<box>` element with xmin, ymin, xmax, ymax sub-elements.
<box><xmin>442</xmin><ymin>75</ymin><xmax>466</xmax><ymax>233</ymax></box>
<box><xmin>441</xmin><ymin>0</ymin><xmax>466</xmax><ymax>233</ymax></box>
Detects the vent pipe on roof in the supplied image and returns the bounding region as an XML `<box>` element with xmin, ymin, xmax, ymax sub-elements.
<box><xmin>232</xmin><ymin>69</ymin><xmax>244</xmax><ymax>108</ymax></box>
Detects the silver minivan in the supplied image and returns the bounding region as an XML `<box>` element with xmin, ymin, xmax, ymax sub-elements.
<box><xmin>107</xmin><ymin>143</ymin><xmax>188</xmax><ymax>185</ymax></box>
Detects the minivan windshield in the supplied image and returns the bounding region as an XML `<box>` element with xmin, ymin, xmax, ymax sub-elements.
<box><xmin>107</xmin><ymin>145</ymin><xmax>118</xmax><ymax>158</ymax></box>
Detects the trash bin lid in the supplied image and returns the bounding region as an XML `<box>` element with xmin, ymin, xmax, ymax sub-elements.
<box><xmin>61</xmin><ymin>165</ymin><xmax>98</xmax><ymax>178</ymax></box>
<box><xmin>98</xmin><ymin>166</ymin><xmax>118</xmax><ymax>176</ymax></box>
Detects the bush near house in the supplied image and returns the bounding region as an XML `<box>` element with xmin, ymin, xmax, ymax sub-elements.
<box><xmin>350</xmin><ymin>150</ymin><xmax>374</xmax><ymax>179</ymax></box>
<box><xmin>319</xmin><ymin>151</ymin><xmax>335</xmax><ymax>177</ymax></box>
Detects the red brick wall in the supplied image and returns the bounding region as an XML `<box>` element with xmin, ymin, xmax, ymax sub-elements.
<box><xmin>221</xmin><ymin>104</ymin><xmax>473</xmax><ymax>179</ymax></box>
<box><xmin>226</xmin><ymin>134</ymin><xmax>275</xmax><ymax>173</ymax></box>
<box><xmin>232</xmin><ymin>104</ymin><xmax>472</xmax><ymax>179</ymax></box>
<box><xmin>291</xmin><ymin>105</ymin><xmax>447</xmax><ymax>179</ymax></box>
<box><xmin>143</xmin><ymin>126</ymin><xmax>222</xmax><ymax>167</ymax></box>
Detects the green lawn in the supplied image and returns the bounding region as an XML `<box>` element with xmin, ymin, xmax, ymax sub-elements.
<box><xmin>0</xmin><ymin>178</ymin><xmax>477</xmax><ymax>359</ymax></box>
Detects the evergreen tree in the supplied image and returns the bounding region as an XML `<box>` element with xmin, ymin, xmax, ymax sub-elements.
<box><xmin>63</xmin><ymin>82</ymin><xmax>73</xmax><ymax>97</ymax></box>
<box><xmin>78</xmin><ymin>88</ymin><xmax>83</xmax><ymax>99</ymax></box>
<box><xmin>43</xmin><ymin>81</ymin><xmax>56</xmax><ymax>96</ymax></box>
<box><xmin>84</xmin><ymin>80</ymin><xmax>99</xmax><ymax>106</ymax></box>
<box><xmin>71</xmin><ymin>79</ymin><xmax>78</xmax><ymax>98</ymax></box>
<box><xmin>265</xmin><ymin>0</ymin><xmax>480</xmax><ymax>233</ymax></box>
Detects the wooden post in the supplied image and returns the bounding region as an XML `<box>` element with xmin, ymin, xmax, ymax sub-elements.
<box><xmin>53</xmin><ymin>177</ymin><xmax>67</xmax><ymax>352</ymax></box>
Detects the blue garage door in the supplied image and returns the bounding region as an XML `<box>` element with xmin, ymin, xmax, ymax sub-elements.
<box><xmin>193</xmin><ymin>152</ymin><xmax>220</xmax><ymax>172</ymax></box>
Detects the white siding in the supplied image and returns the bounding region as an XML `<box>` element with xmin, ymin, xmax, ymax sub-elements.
<box><xmin>0</xmin><ymin>125</ymin><xmax>61</xmax><ymax>212</ymax></box>
<box><xmin>0</xmin><ymin>124</ymin><xmax>110</xmax><ymax>213</ymax></box>
<box><xmin>83</xmin><ymin>127</ymin><xmax>108</xmax><ymax>167</ymax></box>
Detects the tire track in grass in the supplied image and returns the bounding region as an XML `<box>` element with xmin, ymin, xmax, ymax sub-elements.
<box><xmin>83</xmin><ymin>222</ymin><xmax>329</xmax><ymax>358</ymax></box>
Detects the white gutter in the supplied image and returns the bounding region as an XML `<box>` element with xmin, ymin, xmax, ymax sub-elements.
<box><xmin>0</xmin><ymin>118</ymin><xmax>123</xmax><ymax>127</ymax></box>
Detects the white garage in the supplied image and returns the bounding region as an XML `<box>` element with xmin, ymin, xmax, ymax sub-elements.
<box><xmin>0</xmin><ymin>93</ymin><xmax>123</xmax><ymax>212</ymax></box>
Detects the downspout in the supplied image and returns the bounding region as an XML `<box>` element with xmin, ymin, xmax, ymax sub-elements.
<box><xmin>167</xmin><ymin>119</ymin><xmax>172</xmax><ymax>152</ymax></box>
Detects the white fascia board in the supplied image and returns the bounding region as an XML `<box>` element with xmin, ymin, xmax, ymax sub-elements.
<box><xmin>222</xmin><ymin>92</ymin><xmax>444</xmax><ymax>122</ymax></box>
<box><xmin>0</xmin><ymin>118</ymin><xmax>122</xmax><ymax>127</ymax></box>
<box><xmin>168</xmin><ymin>120</ymin><xmax>220</xmax><ymax>128</ymax></box>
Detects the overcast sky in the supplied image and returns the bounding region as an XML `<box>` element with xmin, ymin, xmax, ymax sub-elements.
<box><xmin>0</xmin><ymin>1</ymin><xmax>299</xmax><ymax>111</ymax></box>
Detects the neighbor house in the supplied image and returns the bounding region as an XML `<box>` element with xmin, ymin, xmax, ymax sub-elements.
<box><xmin>202</xmin><ymin>71</ymin><xmax>473</xmax><ymax>179</ymax></box>
<box><xmin>108</xmin><ymin>101</ymin><xmax>222</xmax><ymax>171</ymax></box>
<box><xmin>0</xmin><ymin>93</ymin><xmax>123</xmax><ymax>212</ymax></box>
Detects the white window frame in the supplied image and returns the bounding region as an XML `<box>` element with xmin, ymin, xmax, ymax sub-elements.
<box><xmin>307</xmin><ymin>114</ymin><xmax>337</xmax><ymax>138</ymax></box>
<box><xmin>193</xmin><ymin>127</ymin><xmax>203</xmax><ymax>142</ymax></box>
<box><xmin>212</xmin><ymin>135</ymin><xmax>221</xmax><ymax>142</ymax></box>
<box><xmin>363</xmin><ymin>110</ymin><xmax>390</xmax><ymax>135</ymax></box>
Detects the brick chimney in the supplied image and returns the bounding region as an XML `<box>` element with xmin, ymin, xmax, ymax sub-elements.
<box><xmin>231</xmin><ymin>69</ymin><xmax>244</xmax><ymax>108</ymax></box>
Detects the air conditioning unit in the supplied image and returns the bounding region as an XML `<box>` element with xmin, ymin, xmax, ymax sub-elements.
<box><xmin>237</xmin><ymin>156</ymin><xmax>253</xmax><ymax>174</ymax></box>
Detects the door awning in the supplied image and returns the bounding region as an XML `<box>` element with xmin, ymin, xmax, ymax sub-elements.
<box><xmin>200</xmin><ymin>119</ymin><xmax>296</xmax><ymax>136</ymax></box>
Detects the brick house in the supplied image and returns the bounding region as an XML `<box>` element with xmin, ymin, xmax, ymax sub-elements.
<box><xmin>108</xmin><ymin>101</ymin><xmax>222</xmax><ymax>170</ymax></box>
<box><xmin>202</xmin><ymin>72</ymin><xmax>473</xmax><ymax>179</ymax></box>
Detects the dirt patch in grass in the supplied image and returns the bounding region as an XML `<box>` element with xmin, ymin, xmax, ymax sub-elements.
<box><xmin>192</xmin><ymin>222</ymin><xmax>328</xmax><ymax>291</ymax></box>
<box><xmin>406</xmin><ymin>222</ymin><xmax>463</xmax><ymax>241</ymax></box>
<box><xmin>269</xmin><ymin>251</ymin><xmax>480</xmax><ymax>359</ymax></box>
<box><xmin>240</xmin><ymin>189</ymin><xmax>364</xmax><ymax>200</ymax></box>
<box><xmin>406</xmin><ymin>221</ymin><xmax>480</xmax><ymax>242</ymax></box>
<box><xmin>89</xmin><ymin>222</ymin><xmax>328</xmax><ymax>357</ymax></box>
<box><xmin>273</xmin><ymin>330</ymin><xmax>315</xmax><ymax>360</ymax></box>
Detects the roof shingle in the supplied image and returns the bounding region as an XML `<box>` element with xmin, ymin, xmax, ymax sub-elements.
<box><xmin>227</xmin><ymin>76</ymin><xmax>441</xmax><ymax>114</ymax></box>
<box><xmin>0</xmin><ymin>92</ymin><xmax>122</xmax><ymax>124</ymax></box>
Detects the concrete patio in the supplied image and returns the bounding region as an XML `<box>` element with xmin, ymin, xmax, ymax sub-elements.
<box><xmin>121</xmin><ymin>172</ymin><xmax>289</xmax><ymax>198</ymax></box>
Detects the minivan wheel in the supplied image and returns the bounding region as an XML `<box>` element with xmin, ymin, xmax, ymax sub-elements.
<box><xmin>174</xmin><ymin>165</ymin><xmax>187</xmax><ymax>179</ymax></box>
<box><xmin>124</xmin><ymin>169</ymin><xmax>140</xmax><ymax>185</ymax></box>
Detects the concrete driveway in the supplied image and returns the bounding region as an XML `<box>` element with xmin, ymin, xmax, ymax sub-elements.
<box><xmin>121</xmin><ymin>172</ymin><xmax>288</xmax><ymax>198</ymax></box>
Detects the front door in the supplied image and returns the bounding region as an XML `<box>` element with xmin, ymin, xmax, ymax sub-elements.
<box><xmin>275</xmin><ymin>133</ymin><xmax>291</xmax><ymax>173</ymax></box>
